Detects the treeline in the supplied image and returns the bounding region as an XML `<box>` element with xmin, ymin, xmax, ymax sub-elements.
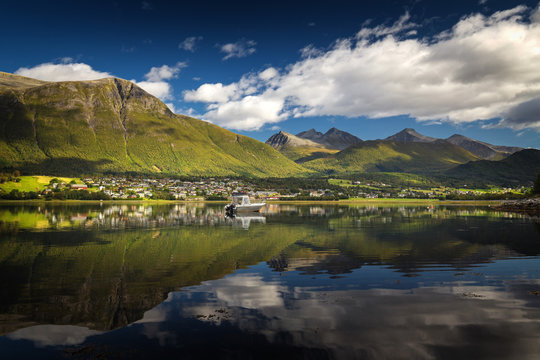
<box><xmin>0</xmin><ymin>190</ymin><xmax>40</xmax><ymax>200</ymax></box>
<box><xmin>0</xmin><ymin>170</ymin><xmax>21</xmax><ymax>184</ymax></box>
<box><xmin>279</xmin><ymin>194</ymin><xmax>349</xmax><ymax>201</ymax></box>
<box><xmin>251</xmin><ymin>177</ymin><xmax>345</xmax><ymax>194</ymax></box>
<box><xmin>340</xmin><ymin>172</ymin><xmax>439</xmax><ymax>189</ymax></box>
<box><xmin>0</xmin><ymin>189</ymin><xmax>111</xmax><ymax>200</ymax></box>
<box><xmin>445</xmin><ymin>192</ymin><xmax>527</xmax><ymax>201</ymax></box>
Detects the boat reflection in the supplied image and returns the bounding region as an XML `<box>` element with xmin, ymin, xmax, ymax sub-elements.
<box><xmin>226</xmin><ymin>213</ymin><xmax>266</xmax><ymax>229</ymax></box>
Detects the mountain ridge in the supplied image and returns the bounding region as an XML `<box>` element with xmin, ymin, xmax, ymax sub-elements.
<box><xmin>268</xmin><ymin>126</ymin><xmax>525</xmax><ymax>161</ymax></box>
<box><xmin>296</xmin><ymin>127</ymin><xmax>362</xmax><ymax>150</ymax></box>
<box><xmin>299</xmin><ymin>139</ymin><xmax>480</xmax><ymax>175</ymax></box>
<box><xmin>446</xmin><ymin>134</ymin><xmax>523</xmax><ymax>160</ymax></box>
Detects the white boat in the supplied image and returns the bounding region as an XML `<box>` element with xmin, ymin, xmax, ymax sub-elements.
<box><xmin>225</xmin><ymin>194</ymin><xmax>265</xmax><ymax>214</ymax></box>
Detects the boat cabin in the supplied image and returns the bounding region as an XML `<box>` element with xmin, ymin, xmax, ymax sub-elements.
<box><xmin>231</xmin><ymin>194</ymin><xmax>251</xmax><ymax>206</ymax></box>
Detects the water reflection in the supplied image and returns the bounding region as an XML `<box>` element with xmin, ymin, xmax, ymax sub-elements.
<box><xmin>0</xmin><ymin>203</ymin><xmax>539</xmax><ymax>359</ymax></box>
<box><xmin>0</xmin><ymin>202</ymin><xmax>529</xmax><ymax>232</ymax></box>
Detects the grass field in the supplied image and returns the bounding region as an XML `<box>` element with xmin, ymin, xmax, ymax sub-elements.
<box><xmin>0</xmin><ymin>176</ymin><xmax>82</xmax><ymax>193</ymax></box>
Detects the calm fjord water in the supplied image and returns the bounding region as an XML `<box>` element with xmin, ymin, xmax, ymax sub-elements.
<box><xmin>0</xmin><ymin>203</ymin><xmax>539</xmax><ymax>359</ymax></box>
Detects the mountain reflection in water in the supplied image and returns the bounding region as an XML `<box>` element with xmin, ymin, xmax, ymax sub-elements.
<box><xmin>0</xmin><ymin>203</ymin><xmax>539</xmax><ymax>359</ymax></box>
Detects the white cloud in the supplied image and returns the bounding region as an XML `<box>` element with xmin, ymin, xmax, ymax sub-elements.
<box><xmin>136</xmin><ymin>81</ymin><xmax>172</xmax><ymax>100</ymax></box>
<box><xmin>15</xmin><ymin>62</ymin><xmax>111</xmax><ymax>81</ymax></box>
<box><xmin>356</xmin><ymin>11</ymin><xmax>416</xmax><ymax>39</ymax></box>
<box><xmin>134</xmin><ymin>62</ymin><xmax>186</xmax><ymax>101</ymax></box>
<box><xmin>203</xmin><ymin>93</ymin><xmax>286</xmax><ymax>131</ymax></box>
<box><xmin>144</xmin><ymin>62</ymin><xmax>186</xmax><ymax>82</ymax></box>
<box><xmin>60</xmin><ymin>57</ymin><xmax>74</xmax><ymax>64</ymax></box>
<box><xmin>299</xmin><ymin>44</ymin><xmax>323</xmax><ymax>58</ymax></box>
<box><xmin>259</xmin><ymin>67</ymin><xmax>279</xmax><ymax>81</ymax></box>
<box><xmin>179</xmin><ymin>36</ymin><xmax>203</xmax><ymax>52</ymax></box>
<box><xmin>184</xmin><ymin>4</ymin><xmax>540</xmax><ymax>131</ymax></box>
<box><xmin>184</xmin><ymin>82</ymin><xmax>238</xmax><ymax>103</ymax></box>
<box><xmin>220</xmin><ymin>39</ymin><xmax>256</xmax><ymax>60</ymax></box>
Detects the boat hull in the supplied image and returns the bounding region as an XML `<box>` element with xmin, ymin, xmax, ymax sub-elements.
<box><xmin>235</xmin><ymin>203</ymin><xmax>265</xmax><ymax>212</ymax></box>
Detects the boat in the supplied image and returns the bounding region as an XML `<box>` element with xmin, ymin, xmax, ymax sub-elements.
<box><xmin>225</xmin><ymin>194</ymin><xmax>265</xmax><ymax>215</ymax></box>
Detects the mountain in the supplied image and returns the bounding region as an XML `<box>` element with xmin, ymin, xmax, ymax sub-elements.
<box><xmin>265</xmin><ymin>131</ymin><xmax>339</xmax><ymax>161</ymax></box>
<box><xmin>296</xmin><ymin>127</ymin><xmax>362</xmax><ymax>150</ymax></box>
<box><xmin>446</xmin><ymin>134</ymin><xmax>523</xmax><ymax>160</ymax></box>
<box><xmin>384</xmin><ymin>128</ymin><xmax>438</xmax><ymax>143</ymax></box>
<box><xmin>446</xmin><ymin>149</ymin><xmax>540</xmax><ymax>185</ymax></box>
<box><xmin>266</xmin><ymin>131</ymin><xmax>325</xmax><ymax>150</ymax></box>
<box><xmin>0</xmin><ymin>72</ymin><xmax>307</xmax><ymax>177</ymax></box>
<box><xmin>300</xmin><ymin>140</ymin><xmax>480</xmax><ymax>175</ymax></box>
<box><xmin>265</xmin><ymin>127</ymin><xmax>362</xmax><ymax>162</ymax></box>
<box><xmin>384</xmin><ymin>128</ymin><xmax>524</xmax><ymax>160</ymax></box>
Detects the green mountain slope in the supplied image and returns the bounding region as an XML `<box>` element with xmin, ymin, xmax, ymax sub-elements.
<box><xmin>0</xmin><ymin>72</ymin><xmax>308</xmax><ymax>177</ymax></box>
<box><xmin>301</xmin><ymin>140</ymin><xmax>480</xmax><ymax>175</ymax></box>
<box><xmin>446</xmin><ymin>149</ymin><xmax>540</xmax><ymax>186</ymax></box>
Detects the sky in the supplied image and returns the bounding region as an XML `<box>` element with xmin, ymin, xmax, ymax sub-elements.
<box><xmin>1</xmin><ymin>0</ymin><xmax>540</xmax><ymax>148</ymax></box>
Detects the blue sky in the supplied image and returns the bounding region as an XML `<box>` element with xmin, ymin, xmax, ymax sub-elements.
<box><xmin>1</xmin><ymin>0</ymin><xmax>540</xmax><ymax>148</ymax></box>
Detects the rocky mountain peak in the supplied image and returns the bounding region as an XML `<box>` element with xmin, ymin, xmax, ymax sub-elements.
<box><xmin>385</xmin><ymin>128</ymin><xmax>437</xmax><ymax>143</ymax></box>
<box><xmin>292</xmin><ymin>127</ymin><xmax>362</xmax><ymax>150</ymax></box>
<box><xmin>265</xmin><ymin>131</ymin><xmax>321</xmax><ymax>149</ymax></box>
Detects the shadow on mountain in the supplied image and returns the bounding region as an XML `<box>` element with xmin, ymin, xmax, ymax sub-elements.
<box><xmin>446</xmin><ymin>149</ymin><xmax>540</xmax><ymax>186</ymax></box>
<box><xmin>17</xmin><ymin>158</ymin><xmax>115</xmax><ymax>176</ymax></box>
<box><xmin>295</xmin><ymin>152</ymin><xmax>334</xmax><ymax>164</ymax></box>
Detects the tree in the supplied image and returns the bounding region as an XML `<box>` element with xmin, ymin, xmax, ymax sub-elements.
<box><xmin>533</xmin><ymin>173</ymin><xmax>540</xmax><ymax>195</ymax></box>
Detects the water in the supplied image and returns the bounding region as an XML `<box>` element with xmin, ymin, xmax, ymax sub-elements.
<box><xmin>0</xmin><ymin>203</ymin><xmax>539</xmax><ymax>359</ymax></box>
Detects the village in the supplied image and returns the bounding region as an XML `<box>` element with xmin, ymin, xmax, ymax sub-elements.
<box><xmin>32</xmin><ymin>175</ymin><xmax>528</xmax><ymax>201</ymax></box>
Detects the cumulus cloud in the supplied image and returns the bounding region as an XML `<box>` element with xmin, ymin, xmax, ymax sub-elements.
<box><xmin>184</xmin><ymin>83</ymin><xmax>239</xmax><ymax>103</ymax></box>
<box><xmin>144</xmin><ymin>62</ymin><xmax>186</xmax><ymax>82</ymax></box>
<box><xmin>15</xmin><ymin>62</ymin><xmax>111</xmax><ymax>81</ymax></box>
<box><xmin>135</xmin><ymin>81</ymin><xmax>173</xmax><ymax>100</ymax></box>
<box><xmin>203</xmin><ymin>93</ymin><xmax>286</xmax><ymax>131</ymax></box>
<box><xmin>134</xmin><ymin>62</ymin><xmax>186</xmax><ymax>101</ymax></box>
<box><xmin>220</xmin><ymin>39</ymin><xmax>256</xmax><ymax>60</ymax></box>
<box><xmin>184</xmin><ymin>4</ymin><xmax>540</xmax><ymax>131</ymax></box>
<box><xmin>179</xmin><ymin>36</ymin><xmax>203</xmax><ymax>52</ymax></box>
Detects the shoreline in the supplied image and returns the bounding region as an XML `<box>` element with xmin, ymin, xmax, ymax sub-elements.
<box><xmin>491</xmin><ymin>197</ymin><xmax>540</xmax><ymax>215</ymax></box>
<box><xmin>0</xmin><ymin>198</ymin><xmax>503</xmax><ymax>206</ymax></box>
